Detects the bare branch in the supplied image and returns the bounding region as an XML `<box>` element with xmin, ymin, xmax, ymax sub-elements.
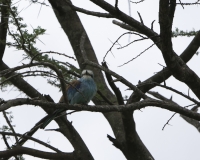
<box><xmin>112</xmin><ymin>20</ymin><xmax>143</xmax><ymax>34</ymax></box>
<box><xmin>131</xmin><ymin>0</ymin><xmax>145</xmax><ymax>4</ymax></box>
<box><xmin>181</xmin><ymin>31</ymin><xmax>200</xmax><ymax>62</ymax></box>
<box><xmin>115</xmin><ymin>0</ymin><xmax>119</xmax><ymax>9</ymax></box>
<box><xmin>2</xmin><ymin>134</ymin><xmax>19</xmax><ymax>160</ymax></box>
<box><xmin>178</xmin><ymin>0</ymin><xmax>184</xmax><ymax>9</ymax></box>
<box><xmin>2</xmin><ymin>111</ymin><xmax>18</xmax><ymax>144</ymax></box>
<box><xmin>169</xmin><ymin>0</ymin><xmax>176</xmax><ymax>25</ymax></box>
<box><xmin>65</xmin><ymin>0</ymin><xmax>114</xmax><ymax>18</ymax></box>
<box><xmin>1</xmin><ymin>98</ymin><xmax>200</xmax><ymax>121</ymax></box>
<box><xmin>103</xmin><ymin>31</ymin><xmax>147</xmax><ymax>61</ymax></box>
<box><xmin>137</xmin><ymin>11</ymin><xmax>144</xmax><ymax>25</ymax></box>
<box><xmin>148</xmin><ymin>90</ymin><xmax>200</xmax><ymax>132</ymax></box>
<box><xmin>0</xmin><ymin>146</ymin><xmax>75</xmax><ymax>159</ymax></box>
<box><xmin>149</xmin><ymin>83</ymin><xmax>200</xmax><ymax>105</ymax></box>
<box><xmin>162</xmin><ymin>112</ymin><xmax>176</xmax><ymax>130</ymax></box>
<box><xmin>80</xmin><ymin>31</ymin><xmax>147</xmax><ymax>99</ymax></box>
<box><xmin>118</xmin><ymin>43</ymin><xmax>155</xmax><ymax>67</ymax></box>
<box><xmin>90</xmin><ymin>0</ymin><xmax>160</xmax><ymax>48</ymax></box>
<box><xmin>2</xmin><ymin>135</ymin><xmax>10</xmax><ymax>149</ymax></box>
<box><xmin>0</xmin><ymin>0</ymin><xmax>10</xmax><ymax>61</ymax></box>
<box><xmin>159</xmin><ymin>0</ymin><xmax>200</xmax><ymax>100</ymax></box>
<box><xmin>0</xmin><ymin>62</ymin><xmax>68</xmax><ymax>103</ymax></box>
<box><xmin>117</xmin><ymin>36</ymin><xmax>150</xmax><ymax>49</ymax></box>
<box><xmin>141</xmin><ymin>76</ymin><xmax>200</xmax><ymax>106</ymax></box>
<box><xmin>151</xmin><ymin>20</ymin><xmax>155</xmax><ymax>30</ymax></box>
<box><xmin>102</xmin><ymin>62</ymin><xmax>124</xmax><ymax>105</ymax></box>
<box><xmin>180</xmin><ymin>106</ymin><xmax>200</xmax><ymax>133</ymax></box>
<box><xmin>0</xmin><ymin>132</ymin><xmax>62</xmax><ymax>153</ymax></box>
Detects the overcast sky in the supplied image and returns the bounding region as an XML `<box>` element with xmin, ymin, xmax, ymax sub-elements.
<box><xmin>1</xmin><ymin>0</ymin><xmax>200</xmax><ymax>160</ymax></box>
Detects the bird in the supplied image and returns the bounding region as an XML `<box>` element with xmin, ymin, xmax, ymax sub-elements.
<box><xmin>40</xmin><ymin>69</ymin><xmax>97</xmax><ymax>129</ymax></box>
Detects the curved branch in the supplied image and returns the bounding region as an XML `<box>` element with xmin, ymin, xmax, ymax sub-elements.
<box><xmin>2</xmin><ymin>134</ymin><xmax>19</xmax><ymax>160</ymax></box>
<box><xmin>159</xmin><ymin>1</ymin><xmax>200</xmax><ymax>99</ymax></box>
<box><xmin>128</xmin><ymin>31</ymin><xmax>200</xmax><ymax>104</ymax></box>
<box><xmin>102</xmin><ymin>62</ymin><xmax>124</xmax><ymax>105</ymax></box>
<box><xmin>90</xmin><ymin>0</ymin><xmax>160</xmax><ymax>48</ymax></box>
<box><xmin>81</xmin><ymin>56</ymin><xmax>148</xmax><ymax>99</ymax></box>
<box><xmin>66</xmin><ymin>1</ymin><xmax>114</xmax><ymax>18</ymax></box>
<box><xmin>0</xmin><ymin>146</ymin><xmax>75</xmax><ymax>160</ymax></box>
<box><xmin>1</xmin><ymin>98</ymin><xmax>200</xmax><ymax>121</ymax></box>
<box><xmin>94</xmin><ymin>62</ymin><xmax>146</xmax><ymax>98</ymax></box>
<box><xmin>0</xmin><ymin>61</ymin><xmax>68</xmax><ymax>103</ymax></box>
<box><xmin>2</xmin><ymin>111</ymin><xmax>19</xmax><ymax>144</ymax></box>
<box><xmin>0</xmin><ymin>132</ymin><xmax>62</xmax><ymax>153</ymax></box>
<box><xmin>150</xmin><ymin>83</ymin><xmax>200</xmax><ymax>105</ymax></box>
<box><xmin>181</xmin><ymin>31</ymin><xmax>200</xmax><ymax>61</ymax></box>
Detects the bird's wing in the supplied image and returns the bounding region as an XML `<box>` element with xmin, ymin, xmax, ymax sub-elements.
<box><xmin>59</xmin><ymin>80</ymin><xmax>81</xmax><ymax>103</ymax></box>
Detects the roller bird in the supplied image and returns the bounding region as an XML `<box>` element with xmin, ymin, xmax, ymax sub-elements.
<box><xmin>40</xmin><ymin>70</ymin><xmax>97</xmax><ymax>129</ymax></box>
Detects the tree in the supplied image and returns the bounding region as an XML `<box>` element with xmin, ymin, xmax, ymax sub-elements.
<box><xmin>0</xmin><ymin>0</ymin><xmax>200</xmax><ymax>159</ymax></box>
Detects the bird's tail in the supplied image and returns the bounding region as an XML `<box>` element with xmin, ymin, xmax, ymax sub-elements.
<box><xmin>39</xmin><ymin>109</ymin><xmax>64</xmax><ymax>129</ymax></box>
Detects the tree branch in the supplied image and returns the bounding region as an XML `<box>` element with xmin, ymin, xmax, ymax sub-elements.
<box><xmin>0</xmin><ymin>0</ymin><xmax>10</xmax><ymax>61</ymax></box>
<box><xmin>66</xmin><ymin>1</ymin><xmax>114</xmax><ymax>18</ymax></box>
<box><xmin>0</xmin><ymin>63</ymin><xmax>93</xmax><ymax>160</ymax></box>
<box><xmin>102</xmin><ymin>62</ymin><xmax>124</xmax><ymax>105</ymax></box>
<box><xmin>148</xmin><ymin>91</ymin><xmax>200</xmax><ymax>132</ymax></box>
<box><xmin>159</xmin><ymin>0</ymin><xmax>200</xmax><ymax>99</ymax></box>
<box><xmin>2</xmin><ymin>134</ymin><xmax>19</xmax><ymax>160</ymax></box>
<box><xmin>169</xmin><ymin>0</ymin><xmax>176</xmax><ymax>27</ymax></box>
<box><xmin>147</xmin><ymin>83</ymin><xmax>200</xmax><ymax>105</ymax></box>
<box><xmin>0</xmin><ymin>132</ymin><xmax>62</xmax><ymax>153</ymax></box>
<box><xmin>0</xmin><ymin>146</ymin><xmax>75</xmax><ymax>160</ymax></box>
<box><xmin>180</xmin><ymin>105</ymin><xmax>200</xmax><ymax>133</ymax></box>
<box><xmin>2</xmin><ymin>111</ymin><xmax>19</xmax><ymax>144</ymax></box>
<box><xmin>90</xmin><ymin>0</ymin><xmax>160</xmax><ymax>48</ymax></box>
<box><xmin>0</xmin><ymin>61</ymin><xmax>68</xmax><ymax>103</ymax></box>
<box><xmin>82</xmin><ymin>58</ymin><xmax>148</xmax><ymax>100</ymax></box>
<box><xmin>1</xmin><ymin>98</ymin><xmax>200</xmax><ymax>121</ymax></box>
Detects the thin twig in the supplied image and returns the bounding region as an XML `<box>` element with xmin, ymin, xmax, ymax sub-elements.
<box><xmin>30</xmin><ymin>51</ymin><xmax>76</xmax><ymax>63</ymax></box>
<box><xmin>117</xmin><ymin>36</ymin><xmax>149</xmax><ymax>49</ymax></box>
<box><xmin>103</xmin><ymin>32</ymin><xmax>146</xmax><ymax>61</ymax></box>
<box><xmin>151</xmin><ymin>20</ymin><xmax>155</xmax><ymax>30</ymax></box>
<box><xmin>178</xmin><ymin>0</ymin><xmax>184</xmax><ymax>9</ymax></box>
<box><xmin>137</xmin><ymin>11</ymin><xmax>144</xmax><ymax>25</ymax></box>
<box><xmin>115</xmin><ymin>0</ymin><xmax>119</xmax><ymax>9</ymax></box>
<box><xmin>118</xmin><ymin>43</ymin><xmax>155</xmax><ymax>67</ymax></box>
<box><xmin>0</xmin><ymin>132</ymin><xmax>62</xmax><ymax>153</ymax></box>
<box><xmin>2</xmin><ymin>111</ymin><xmax>19</xmax><ymax>144</ymax></box>
<box><xmin>102</xmin><ymin>62</ymin><xmax>124</xmax><ymax>105</ymax></box>
<box><xmin>65</xmin><ymin>0</ymin><xmax>113</xmax><ymax>18</ymax></box>
<box><xmin>162</xmin><ymin>112</ymin><xmax>176</xmax><ymax>130</ymax></box>
<box><xmin>131</xmin><ymin>0</ymin><xmax>145</xmax><ymax>4</ymax></box>
<box><xmin>2</xmin><ymin>134</ymin><xmax>20</xmax><ymax>160</ymax></box>
<box><xmin>147</xmin><ymin>82</ymin><xmax>200</xmax><ymax>105</ymax></box>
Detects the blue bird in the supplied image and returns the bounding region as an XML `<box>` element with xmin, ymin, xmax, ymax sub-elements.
<box><xmin>40</xmin><ymin>69</ymin><xmax>97</xmax><ymax>129</ymax></box>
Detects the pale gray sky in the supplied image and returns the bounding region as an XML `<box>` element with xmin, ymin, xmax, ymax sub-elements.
<box><xmin>1</xmin><ymin>0</ymin><xmax>200</xmax><ymax>160</ymax></box>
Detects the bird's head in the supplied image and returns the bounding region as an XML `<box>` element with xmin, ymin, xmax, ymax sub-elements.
<box><xmin>81</xmin><ymin>70</ymin><xmax>94</xmax><ymax>79</ymax></box>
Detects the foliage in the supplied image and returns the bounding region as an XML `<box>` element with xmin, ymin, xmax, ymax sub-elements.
<box><xmin>3</xmin><ymin>3</ymin><xmax>79</xmax><ymax>91</ymax></box>
<box><xmin>172</xmin><ymin>28</ymin><xmax>198</xmax><ymax>37</ymax></box>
